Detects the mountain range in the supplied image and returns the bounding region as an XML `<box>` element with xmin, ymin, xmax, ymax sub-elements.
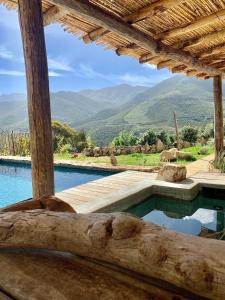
<box><xmin>0</xmin><ymin>75</ymin><xmax>221</xmax><ymax>145</ymax></box>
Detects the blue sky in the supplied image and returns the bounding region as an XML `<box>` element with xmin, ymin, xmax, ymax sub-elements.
<box><xmin>0</xmin><ymin>4</ymin><xmax>172</xmax><ymax>94</ymax></box>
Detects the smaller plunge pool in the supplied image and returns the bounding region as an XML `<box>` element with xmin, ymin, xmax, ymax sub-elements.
<box><xmin>127</xmin><ymin>193</ymin><xmax>225</xmax><ymax>239</ymax></box>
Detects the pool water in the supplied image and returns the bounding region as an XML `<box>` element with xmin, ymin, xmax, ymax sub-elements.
<box><xmin>0</xmin><ymin>161</ymin><xmax>113</xmax><ymax>207</ymax></box>
<box><xmin>127</xmin><ymin>194</ymin><xmax>225</xmax><ymax>239</ymax></box>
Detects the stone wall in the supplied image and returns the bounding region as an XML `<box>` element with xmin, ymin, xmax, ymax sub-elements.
<box><xmin>83</xmin><ymin>140</ymin><xmax>165</xmax><ymax>157</ymax></box>
<box><xmin>83</xmin><ymin>139</ymin><xmax>191</xmax><ymax>157</ymax></box>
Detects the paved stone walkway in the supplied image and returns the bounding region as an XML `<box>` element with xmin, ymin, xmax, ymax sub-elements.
<box><xmin>186</xmin><ymin>154</ymin><xmax>214</xmax><ymax>177</ymax></box>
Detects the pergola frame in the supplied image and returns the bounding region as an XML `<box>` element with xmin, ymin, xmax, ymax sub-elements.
<box><xmin>14</xmin><ymin>0</ymin><xmax>224</xmax><ymax>198</ymax></box>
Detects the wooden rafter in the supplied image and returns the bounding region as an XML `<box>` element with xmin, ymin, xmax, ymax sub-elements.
<box><xmin>157</xmin><ymin>59</ymin><xmax>172</xmax><ymax>70</ymax></box>
<box><xmin>116</xmin><ymin>43</ymin><xmax>140</xmax><ymax>56</ymax></box>
<box><xmin>171</xmin><ymin>64</ymin><xmax>187</xmax><ymax>73</ymax></box>
<box><xmin>159</xmin><ymin>8</ymin><xmax>225</xmax><ymax>41</ymax></box>
<box><xmin>199</xmin><ymin>43</ymin><xmax>225</xmax><ymax>59</ymax></box>
<box><xmin>47</xmin><ymin>0</ymin><xmax>223</xmax><ymax>77</ymax></box>
<box><xmin>184</xmin><ymin>28</ymin><xmax>225</xmax><ymax>51</ymax></box>
<box><xmin>43</xmin><ymin>5</ymin><xmax>66</xmax><ymax>26</ymax></box>
<box><xmin>82</xmin><ymin>27</ymin><xmax>110</xmax><ymax>44</ymax></box>
<box><xmin>123</xmin><ymin>0</ymin><xmax>185</xmax><ymax>24</ymax></box>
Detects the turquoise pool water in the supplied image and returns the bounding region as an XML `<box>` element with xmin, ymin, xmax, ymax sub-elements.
<box><xmin>0</xmin><ymin>161</ymin><xmax>113</xmax><ymax>208</ymax></box>
<box><xmin>127</xmin><ymin>194</ymin><xmax>225</xmax><ymax>239</ymax></box>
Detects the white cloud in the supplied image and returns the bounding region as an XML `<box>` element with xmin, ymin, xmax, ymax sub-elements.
<box><xmin>0</xmin><ymin>69</ymin><xmax>25</xmax><ymax>76</ymax></box>
<box><xmin>0</xmin><ymin>69</ymin><xmax>62</xmax><ymax>77</ymax></box>
<box><xmin>77</xmin><ymin>63</ymin><xmax>104</xmax><ymax>79</ymax></box>
<box><xmin>48</xmin><ymin>71</ymin><xmax>62</xmax><ymax>77</ymax></box>
<box><xmin>143</xmin><ymin>63</ymin><xmax>157</xmax><ymax>70</ymax></box>
<box><xmin>48</xmin><ymin>57</ymin><xmax>74</xmax><ymax>72</ymax></box>
<box><xmin>0</xmin><ymin>46</ymin><xmax>14</xmax><ymax>60</ymax></box>
<box><xmin>184</xmin><ymin>209</ymin><xmax>216</xmax><ymax>224</ymax></box>
<box><xmin>119</xmin><ymin>73</ymin><xmax>152</xmax><ymax>85</ymax></box>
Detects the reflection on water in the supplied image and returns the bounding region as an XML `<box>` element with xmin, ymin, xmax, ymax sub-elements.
<box><xmin>127</xmin><ymin>194</ymin><xmax>225</xmax><ymax>239</ymax></box>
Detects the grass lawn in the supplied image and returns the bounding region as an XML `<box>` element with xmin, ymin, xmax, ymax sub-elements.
<box><xmin>55</xmin><ymin>145</ymin><xmax>214</xmax><ymax>167</ymax></box>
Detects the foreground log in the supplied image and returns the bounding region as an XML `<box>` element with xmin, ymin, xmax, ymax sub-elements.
<box><xmin>0</xmin><ymin>210</ymin><xmax>224</xmax><ymax>299</ymax></box>
<box><xmin>0</xmin><ymin>250</ymin><xmax>187</xmax><ymax>300</ymax></box>
<box><xmin>1</xmin><ymin>196</ymin><xmax>75</xmax><ymax>213</ymax></box>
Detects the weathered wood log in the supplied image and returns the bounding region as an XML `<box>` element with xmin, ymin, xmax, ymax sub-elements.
<box><xmin>18</xmin><ymin>0</ymin><xmax>54</xmax><ymax>199</ymax></box>
<box><xmin>1</xmin><ymin>196</ymin><xmax>75</xmax><ymax>213</ymax></box>
<box><xmin>0</xmin><ymin>210</ymin><xmax>225</xmax><ymax>299</ymax></box>
<box><xmin>0</xmin><ymin>250</ymin><xmax>188</xmax><ymax>300</ymax></box>
<box><xmin>213</xmin><ymin>75</ymin><xmax>224</xmax><ymax>159</ymax></box>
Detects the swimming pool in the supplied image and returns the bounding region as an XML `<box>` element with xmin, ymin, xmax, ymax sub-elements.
<box><xmin>0</xmin><ymin>161</ymin><xmax>113</xmax><ymax>207</ymax></box>
<box><xmin>127</xmin><ymin>193</ymin><xmax>225</xmax><ymax>239</ymax></box>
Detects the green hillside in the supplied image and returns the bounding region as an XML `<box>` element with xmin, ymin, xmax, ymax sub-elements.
<box><xmin>0</xmin><ymin>76</ymin><xmax>222</xmax><ymax>146</ymax></box>
<box><xmin>77</xmin><ymin>76</ymin><xmax>219</xmax><ymax>145</ymax></box>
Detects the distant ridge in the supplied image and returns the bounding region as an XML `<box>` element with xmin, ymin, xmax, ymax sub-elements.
<box><xmin>0</xmin><ymin>76</ymin><xmax>222</xmax><ymax>145</ymax></box>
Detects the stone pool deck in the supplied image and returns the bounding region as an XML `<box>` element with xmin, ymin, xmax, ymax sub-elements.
<box><xmin>57</xmin><ymin>171</ymin><xmax>225</xmax><ymax>213</ymax></box>
<box><xmin>1</xmin><ymin>154</ymin><xmax>224</xmax><ymax>214</ymax></box>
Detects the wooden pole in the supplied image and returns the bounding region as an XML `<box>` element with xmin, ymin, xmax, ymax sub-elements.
<box><xmin>213</xmin><ymin>75</ymin><xmax>224</xmax><ymax>159</ymax></box>
<box><xmin>173</xmin><ymin>112</ymin><xmax>180</xmax><ymax>149</ymax></box>
<box><xmin>18</xmin><ymin>0</ymin><xmax>54</xmax><ymax>198</ymax></box>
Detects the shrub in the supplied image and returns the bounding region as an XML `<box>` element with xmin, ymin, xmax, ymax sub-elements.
<box><xmin>112</xmin><ymin>131</ymin><xmax>137</xmax><ymax>146</ymax></box>
<box><xmin>210</xmin><ymin>151</ymin><xmax>225</xmax><ymax>173</ymax></box>
<box><xmin>198</xmin><ymin>146</ymin><xmax>210</xmax><ymax>155</ymax></box>
<box><xmin>157</xmin><ymin>130</ymin><xmax>170</xmax><ymax>146</ymax></box>
<box><xmin>138</xmin><ymin>129</ymin><xmax>157</xmax><ymax>146</ymax></box>
<box><xmin>59</xmin><ymin>143</ymin><xmax>71</xmax><ymax>154</ymax></box>
<box><xmin>203</xmin><ymin>123</ymin><xmax>214</xmax><ymax>140</ymax></box>
<box><xmin>181</xmin><ymin>126</ymin><xmax>198</xmax><ymax>144</ymax></box>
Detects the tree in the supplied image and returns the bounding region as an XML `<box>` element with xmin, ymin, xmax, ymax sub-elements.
<box><xmin>112</xmin><ymin>131</ymin><xmax>137</xmax><ymax>147</ymax></box>
<box><xmin>181</xmin><ymin>126</ymin><xmax>198</xmax><ymax>144</ymax></box>
<box><xmin>138</xmin><ymin>130</ymin><xmax>157</xmax><ymax>146</ymax></box>
<box><xmin>52</xmin><ymin>120</ymin><xmax>88</xmax><ymax>152</ymax></box>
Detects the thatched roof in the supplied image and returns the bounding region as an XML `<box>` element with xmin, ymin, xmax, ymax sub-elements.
<box><xmin>2</xmin><ymin>0</ymin><xmax>225</xmax><ymax>79</ymax></box>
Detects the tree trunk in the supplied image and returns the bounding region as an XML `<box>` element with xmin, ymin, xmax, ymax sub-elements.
<box><xmin>0</xmin><ymin>210</ymin><xmax>225</xmax><ymax>299</ymax></box>
<box><xmin>213</xmin><ymin>75</ymin><xmax>224</xmax><ymax>159</ymax></box>
<box><xmin>18</xmin><ymin>0</ymin><xmax>54</xmax><ymax>198</ymax></box>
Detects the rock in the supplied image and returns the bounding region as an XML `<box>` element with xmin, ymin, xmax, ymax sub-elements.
<box><xmin>157</xmin><ymin>164</ymin><xmax>187</xmax><ymax>182</ymax></box>
<box><xmin>156</xmin><ymin>139</ymin><xmax>165</xmax><ymax>152</ymax></box>
<box><xmin>160</xmin><ymin>148</ymin><xmax>178</xmax><ymax>161</ymax></box>
<box><xmin>177</xmin><ymin>151</ymin><xmax>193</xmax><ymax>160</ymax></box>
<box><xmin>110</xmin><ymin>155</ymin><xmax>118</xmax><ymax>166</ymax></box>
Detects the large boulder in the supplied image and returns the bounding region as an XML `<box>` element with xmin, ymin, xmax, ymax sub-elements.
<box><xmin>160</xmin><ymin>148</ymin><xmax>178</xmax><ymax>161</ymax></box>
<box><xmin>157</xmin><ymin>164</ymin><xmax>187</xmax><ymax>182</ymax></box>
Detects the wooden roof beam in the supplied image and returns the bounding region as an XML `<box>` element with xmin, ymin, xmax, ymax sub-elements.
<box><xmin>184</xmin><ymin>28</ymin><xmax>225</xmax><ymax>51</ymax></box>
<box><xmin>43</xmin><ymin>5</ymin><xmax>66</xmax><ymax>26</ymax></box>
<box><xmin>199</xmin><ymin>43</ymin><xmax>225</xmax><ymax>59</ymax></box>
<box><xmin>116</xmin><ymin>44</ymin><xmax>140</xmax><ymax>56</ymax></box>
<box><xmin>82</xmin><ymin>27</ymin><xmax>110</xmax><ymax>44</ymax></box>
<box><xmin>157</xmin><ymin>59</ymin><xmax>173</xmax><ymax>70</ymax></box>
<box><xmin>159</xmin><ymin>8</ymin><xmax>225</xmax><ymax>41</ymax></box>
<box><xmin>49</xmin><ymin>0</ymin><xmax>223</xmax><ymax>77</ymax></box>
<box><xmin>139</xmin><ymin>53</ymin><xmax>159</xmax><ymax>64</ymax></box>
<box><xmin>123</xmin><ymin>0</ymin><xmax>185</xmax><ymax>24</ymax></box>
<box><xmin>171</xmin><ymin>65</ymin><xmax>187</xmax><ymax>73</ymax></box>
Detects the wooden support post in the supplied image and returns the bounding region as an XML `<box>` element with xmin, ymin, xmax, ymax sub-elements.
<box><xmin>18</xmin><ymin>0</ymin><xmax>54</xmax><ymax>198</ymax></box>
<box><xmin>213</xmin><ymin>75</ymin><xmax>224</xmax><ymax>159</ymax></box>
